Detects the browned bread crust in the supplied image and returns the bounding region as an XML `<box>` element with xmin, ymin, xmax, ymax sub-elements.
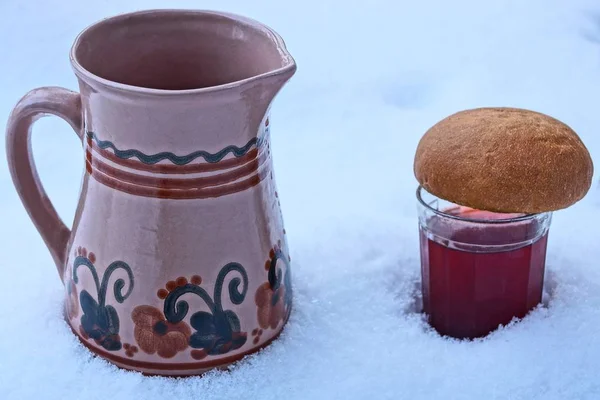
<box><xmin>414</xmin><ymin>107</ymin><xmax>594</xmax><ymax>213</ymax></box>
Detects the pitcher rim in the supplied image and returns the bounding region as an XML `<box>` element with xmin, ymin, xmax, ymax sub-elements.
<box><xmin>69</xmin><ymin>9</ymin><xmax>296</xmax><ymax>96</ymax></box>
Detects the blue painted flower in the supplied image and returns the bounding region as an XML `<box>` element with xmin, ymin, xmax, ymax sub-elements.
<box><xmin>80</xmin><ymin>290</ymin><xmax>122</xmax><ymax>351</ymax></box>
<box><xmin>72</xmin><ymin>247</ymin><xmax>134</xmax><ymax>352</ymax></box>
<box><xmin>189</xmin><ymin>310</ymin><xmax>247</xmax><ymax>355</ymax></box>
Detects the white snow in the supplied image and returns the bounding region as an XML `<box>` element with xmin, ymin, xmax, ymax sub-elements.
<box><xmin>1</xmin><ymin>0</ymin><xmax>600</xmax><ymax>399</ymax></box>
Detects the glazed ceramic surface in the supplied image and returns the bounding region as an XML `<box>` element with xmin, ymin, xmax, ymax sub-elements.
<box><xmin>5</xmin><ymin>10</ymin><xmax>296</xmax><ymax>376</ymax></box>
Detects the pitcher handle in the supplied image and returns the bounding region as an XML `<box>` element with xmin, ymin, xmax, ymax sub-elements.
<box><xmin>5</xmin><ymin>87</ymin><xmax>83</xmax><ymax>280</ymax></box>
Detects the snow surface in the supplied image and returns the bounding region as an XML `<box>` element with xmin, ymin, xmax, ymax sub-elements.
<box><xmin>1</xmin><ymin>0</ymin><xmax>600</xmax><ymax>399</ymax></box>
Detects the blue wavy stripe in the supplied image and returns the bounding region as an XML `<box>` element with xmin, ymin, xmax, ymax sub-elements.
<box><xmin>86</xmin><ymin>131</ymin><xmax>261</xmax><ymax>165</ymax></box>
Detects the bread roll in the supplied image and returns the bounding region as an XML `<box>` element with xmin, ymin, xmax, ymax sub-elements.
<box><xmin>414</xmin><ymin>107</ymin><xmax>593</xmax><ymax>213</ymax></box>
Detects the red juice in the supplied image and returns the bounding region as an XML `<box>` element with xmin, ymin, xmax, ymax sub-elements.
<box><xmin>420</xmin><ymin>208</ymin><xmax>549</xmax><ymax>339</ymax></box>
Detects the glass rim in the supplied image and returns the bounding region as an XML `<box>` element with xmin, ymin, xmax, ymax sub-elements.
<box><xmin>416</xmin><ymin>185</ymin><xmax>547</xmax><ymax>224</ymax></box>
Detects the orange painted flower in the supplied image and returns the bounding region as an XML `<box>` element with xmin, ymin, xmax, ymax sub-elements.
<box><xmin>65</xmin><ymin>279</ymin><xmax>79</xmax><ymax>320</ymax></box>
<box><xmin>123</xmin><ymin>343</ymin><xmax>139</xmax><ymax>358</ymax></box>
<box><xmin>255</xmin><ymin>282</ymin><xmax>286</xmax><ymax>329</ymax></box>
<box><xmin>255</xmin><ymin>242</ymin><xmax>293</xmax><ymax>330</ymax></box>
<box><xmin>64</xmin><ymin>261</ymin><xmax>79</xmax><ymax>320</ymax></box>
<box><xmin>131</xmin><ymin>305</ymin><xmax>191</xmax><ymax>358</ymax></box>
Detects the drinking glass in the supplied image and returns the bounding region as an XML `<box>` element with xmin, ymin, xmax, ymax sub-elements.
<box><xmin>417</xmin><ymin>186</ymin><xmax>552</xmax><ymax>339</ymax></box>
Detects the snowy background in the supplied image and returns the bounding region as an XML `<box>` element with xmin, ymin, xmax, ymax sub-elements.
<box><xmin>1</xmin><ymin>0</ymin><xmax>600</xmax><ymax>399</ymax></box>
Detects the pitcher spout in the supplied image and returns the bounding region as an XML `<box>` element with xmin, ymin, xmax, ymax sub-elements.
<box><xmin>222</xmin><ymin>13</ymin><xmax>296</xmax><ymax>121</ymax></box>
<box><xmin>240</xmin><ymin>45</ymin><xmax>296</xmax><ymax>126</ymax></box>
<box><xmin>249</xmin><ymin>22</ymin><xmax>297</xmax><ymax>103</ymax></box>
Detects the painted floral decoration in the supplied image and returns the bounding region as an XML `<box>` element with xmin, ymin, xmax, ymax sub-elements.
<box><xmin>255</xmin><ymin>241</ymin><xmax>293</xmax><ymax>330</ymax></box>
<box><xmin>123</xmin><ymin>343</ymin><xmax>139</xmax><ymax>358</ymax></box>
<box><xmin>132</xmin><ymin>265</ymin><xmax>249</xmax><ymax>360</ymax></box>
<box><xmin>251</xmin><ymin>328</ymin><xmax>264</xmax><ymax>345</ymax></box>
<box><xmin>131</xmin><ymin>305</ymin><xmax>191</xmax><ymax>358</ymax></box>
<box><xmin>72</xmin><ymin>247</ymin><xmax>134</xmax><ymax>352</ymax></box>
<box><xmin>187</xmin><ymin>306</ymin><xmax>247</xmax><ymax>358</ymax></box>
<box><xmin>255</xmin><ymin>282</ymin><xmax>286</xmax><ymax>330</ymax></box>
<box><xmin>64</xmin><ymin>262</ymin><xmax>79</xmax><ymax>320</ymax></box>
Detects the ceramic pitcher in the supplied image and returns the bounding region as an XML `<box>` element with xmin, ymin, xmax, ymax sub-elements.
<box><xmin>6</xmin><ymin>10</ymin><xmax>296</xmax><ymax>376</ymax></box>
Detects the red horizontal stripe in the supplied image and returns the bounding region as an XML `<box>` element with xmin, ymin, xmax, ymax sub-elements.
<box><xmin>87</xmin><ymin>162</ymin><xmax>269</xmax><ymax>199</ymax></box>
